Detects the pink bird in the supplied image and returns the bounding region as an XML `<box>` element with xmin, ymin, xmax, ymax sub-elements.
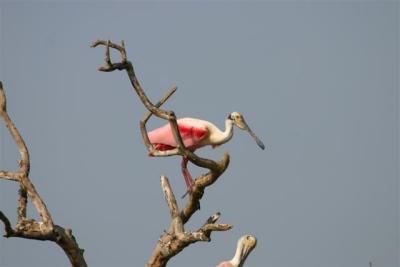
<box><xmin>217</xmin><ymin>235</ymin><xmax>257</xmax><ymax>267</ymax></box>
<box><xmin>148</xmin><ymin>112</ymin><xmax>265</xmax><ymax>193</ymax></box>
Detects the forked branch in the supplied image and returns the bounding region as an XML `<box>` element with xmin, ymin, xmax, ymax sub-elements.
<box><xmin>91</xmin><ymin>40</ymin><xmax>227</xmax><ymax>166</ymax></box>
<box><xmin>145</xmin><ymin>176</ymin><xmax>232</xmax><ymax>267</ymax></box>
<box><xmin>0</xmin><ymin>82</ymin><xmax>87</xmax><ymax>267</ymax></box>
<box><xmin>92</xmin><ymin>39</ymin><xmax>231</xmax><ymax>267</ymax></box>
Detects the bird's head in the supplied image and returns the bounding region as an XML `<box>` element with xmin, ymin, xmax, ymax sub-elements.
<box><xmin>236</xmin><ymin>235</ymin><xmax>257</xmax><ymax>267</ymax></box>
<box><xmin>228</xmin><ymin>112</ymin><xmax>265</xmax><ymax>150</ymax></box>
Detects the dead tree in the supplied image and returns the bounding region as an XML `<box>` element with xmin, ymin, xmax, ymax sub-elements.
<box><xmin>0</xmin><ymin>82</ymin><xmax>87</xmax><ymax>267</ymax></box>
<box><xmin>91</xmin><ymin>40</ymin><xmax>232</xmax><ymax>267</ymax></box>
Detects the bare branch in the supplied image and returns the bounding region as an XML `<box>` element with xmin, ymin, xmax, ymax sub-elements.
<box><xmin>201</xmin><ymin>223</ymin><xmax>232</xmax><ymax>232</ymax></box>
<box><xmin>0</xmin><ymin>82</ymin><xmax>30</xmax><ymax>177</ymax></box>
<box><xmin>188</xmin><ymin>223</ymin><xmax>233</xmax><ymax>242</ymax></box>
<box><xmin>52</xmin><ymin>226</ymin><xmax>87</xmax><ymax>267</ymax></box>
<box><xmin>0</xmin><ymin>82</ymin><xmax>53</xmax><ymax>228</ymax></box>
<box><xmin>142</xmin><ymin>86</ymin><xmax>177</xmax><ymax>124</ymax></box>
<box><xmin>181</xmin><ymin>153</ymin><xmax>230</xmax><ymax>224</ymax></box>
<box><xmin>3</xmin><ymin>220</ymin><xmax>86</xmax><ymax>267</ymax></box>
<box><xmin>91</xmin><ymin>39</ymin><xmax>127</xmax><ymax>61</ymax></box>
<box><xmin>91</xmin><ymin>39</ymin><xmax>128</xmax><ymax>72</ymax></box>
<box><xmin>0</xmin><ymin>82</ymin><xmax>87</xmax><ymax>267</ymax></box>
<box><xmin>146</xmin><ymin>211</ymin><xmax>232</xmax><ymax>267</ymax></box>
<box><xmin>91</xmin><ymin>40</ymin><xmax>194</xmax><ymax>158</ymax></box>
<box><xmin>140</xmin><ymin>86</ymin><xmax>179</xmax><ymax>157</ymax></box>
<box><xmin>0</xmin><ymin>211</ymin><xmax>14</xmax><ymax>237</ymax></box>
<box><xmin>161</xmin><ymin>176</ymin><xmax>180</xmax><ymax>219</ymax></box>
<box><xmin>17</xmin><ymin>187</ymin><xmax>27</xmax><ymax>222</ymax></box>
<box><xmin>161</xmin><ymin>176</ymin><xmax>183</xmax><ymax>234</ymax></box>
<box><xmin>0</xmin><ymin>170</ymin><xmax>19</xmax><ymax>181</ymax></box>
<box><xmin>190</xmin><ymin>212</ymin><xmax>232</xmax><ymax>242</ymax></box>
<box><xmin>195</xmin><ymin>214</ymin><xmax>233</xmax><ymax>242</ymax></box>
<box><xmin>146</xmin><ymin>178</ymin><xmax>232</xmax><ymax>267</ymax></box>
<box><xmin>91</xmin><ymin>40</ymin><xmax>171</xmax><ymax>119</ymax></box>
<box><xmin>204</xmin><ymin>212</ymin><xmax>221</xmax><ymax>225</ymax></box>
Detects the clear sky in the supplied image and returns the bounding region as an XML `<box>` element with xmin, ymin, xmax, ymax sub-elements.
<box><xmin>0</xmin><ymin>2</ymin><xmax>398</xmax><ymax>267</ymax></box>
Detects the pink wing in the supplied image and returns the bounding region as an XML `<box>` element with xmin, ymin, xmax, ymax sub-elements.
<box><xmin>148</xmin><ymin>118</ymin><xmax>208</xmax><ymax>150</ymax></box>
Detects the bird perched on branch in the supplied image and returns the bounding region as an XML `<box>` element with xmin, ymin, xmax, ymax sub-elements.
<box><xmin>148</xmin><ymin>112</ymin><xmax>265</xmax><ymax>192</ymax></box>
<box><xmin>217</xmin><ymin>235</ymin><xmax>257</xmax><ymax>267</ymax></box>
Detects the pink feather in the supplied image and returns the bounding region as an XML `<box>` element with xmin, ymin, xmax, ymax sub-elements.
<box><xmin>148</xmin><ymin>118</ymin><xmax>208</xmax><ymax>150</ymax></box>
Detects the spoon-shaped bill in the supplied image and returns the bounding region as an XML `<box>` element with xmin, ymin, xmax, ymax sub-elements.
<box><xmin>242</xmin><ymin>119</ymin><xmax>265</xmax><ymax>150</ymax></box>
<box><xmin>240</xmin><ymin>244</ymin><xmax>255</xmax><ymax>264</ymax></box>
<box><xmin>238</xmin><ymin>235</ymin><xmax>257</xmax><ymax>266</ymax></box>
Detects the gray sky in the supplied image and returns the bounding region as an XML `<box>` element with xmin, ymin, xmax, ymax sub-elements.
<box><xmin>0</xmin><ymin>2</ymin><xmax>398</xmax><ymax>267</ymax></box>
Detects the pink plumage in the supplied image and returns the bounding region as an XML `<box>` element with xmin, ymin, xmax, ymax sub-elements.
<box><xmin>216</xmin><ymin>262</ymin><xmax>234</xmax><ymax>267</ymax></box>
<box><xmin>147</xmin><ymin>118</ymin><xmax>209</xmax><ymax>151</ymax></box>
<box><xmin>147</xmin><ymin>118</ymin><xmax>211</xmax><ymax>191</ymax></box>
<box><xmin>146</xmin><ymin>112</ymin><xmax>264</xmax><ymax>193</ymax></box>
<box><xmin>216</xmin><ymin>235</ymin><xmax>257</xmax><ymax>267</ymax></box>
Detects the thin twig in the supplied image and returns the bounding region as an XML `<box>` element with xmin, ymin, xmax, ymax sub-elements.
<box><xmin>0</xmin><ymin>82</ymin><xmax>30</xmax><ymax>177</ymax></box>
<box><xmin>161</xmin><ymin>176</ymin><xmax>183</xmax><ymax>234</ymax></box>
<box><xmin>0</xmin><ymin>170</ymin><xmax>20</xmax><ymax>181</ymax></box>
<box><xmin>161</xmin><ymin>176</ymin><xmax>180</xmax><ymax>220</ymax></box>
<box><xmin>143</xmin><ymin>86</ymin><xmax>177</xmax><ymax>124</ymax></box>
<box><xmin>204</xmin><ymin>212</ymin><xmax>221</xmax><ymax>225</ymax></box>
<box><xmin>140</xmin><ymin>86</ymin><xmax>179</xmax><ymax>157</ymax></box>
<box><xmin>195</xmin><ymin>212</ymin><xmax>232</xmax><ymax>242</ymax></box>
<box><xmin>0</xmin><ymin>211</ymin><xmax>14</xmax><ymax>237</ymax></box>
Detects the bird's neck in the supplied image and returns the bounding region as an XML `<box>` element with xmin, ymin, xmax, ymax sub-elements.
<box><xmin>214</xmin><ymin>119</ymin><xmax>234</xmax><ymax>145</ymax></box>
<box><xmin>230</xmin><ymin>242</ymin><xmax>244</xmax><ymax>267</ymax></box>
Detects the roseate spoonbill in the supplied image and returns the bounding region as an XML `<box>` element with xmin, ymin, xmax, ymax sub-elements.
<box><xmin>148</xmin><ymin>112</ymin><xmax>265</xmax><ymax>192</ymax></box>
<box><xmin>217</xmin><ymin>235</ymin><xmax>257</xmax><ymax>267</ymax></box>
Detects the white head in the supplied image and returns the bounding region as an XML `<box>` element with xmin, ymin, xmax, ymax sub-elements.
<box><xmin>228</xmin><ymin>112</ymin><xmax>265</xmax><ymax>150</ymax></box>
<box><xmin>231</xmin><ymin>235</ymin><xmax>258</xmax><ymax>267</ymax></box>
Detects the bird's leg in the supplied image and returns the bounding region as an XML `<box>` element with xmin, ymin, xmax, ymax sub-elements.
<box><xmin>181</xmin><ymin>157</ymin><xmax>194</xmax><ymax>197</ymax></box>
